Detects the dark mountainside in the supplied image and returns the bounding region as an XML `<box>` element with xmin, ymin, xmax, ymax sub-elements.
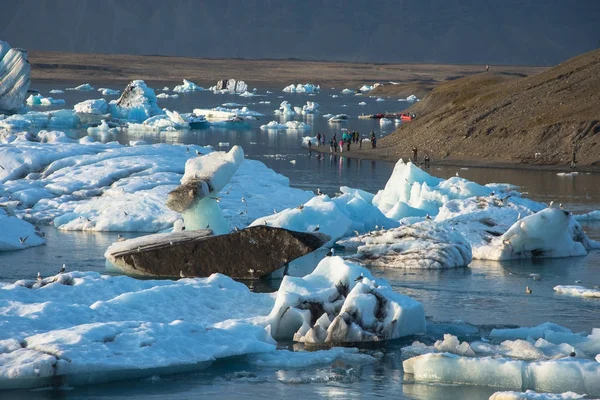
<box><xmin>352</xmin><ymin>49</ymin><xmax>600</xmax><ymax>168</ymax></box>
<box><xmin>1</xmin><ymin>0</ymin><xmax>599</xmax><ymax>66</ymax></box>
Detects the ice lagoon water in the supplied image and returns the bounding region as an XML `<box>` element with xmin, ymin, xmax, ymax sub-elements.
<box><xmin>2</xmin><ymin>82</ymin><xmax>599</xmax><ymax>399</ymax></box>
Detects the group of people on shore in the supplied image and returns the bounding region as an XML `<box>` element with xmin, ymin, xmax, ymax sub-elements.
<box><xmin>310</xmin><ymin>130</ymin><xmax>378</xmax><ymax>153</ymax></box>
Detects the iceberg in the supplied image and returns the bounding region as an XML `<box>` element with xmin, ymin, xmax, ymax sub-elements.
<box><xmin>265</xmin><ymin>256</ymin><xmax>426</xmax><ymax>343</ymax></box>
<box><xmin>553</xmin><ymin>285</ymin><xmax>600</xmax><ymax>298</ymax></box>
<box><xmin>341</xmin><ymin>88</ymin><xmax>354</xmax><ymax>94</ymax></box>
<box><xmin>249</xmin><ymin>190</ymin><xmax>397</xmax><ymax>245</ymax></box>
<box><xmin>345</xmin><ymin>222</ymin><xmax>472</xmax><ymax>269</ymax></box>
<box><xmin>283</xmin><ymin>83</ymin><xmax>320</xmax><ymax>93</ymax></box>
<box><xmin>49</xmin><ymin>89</ymin><xmax>64</xmax><ymax>94</ymax></box>
<box><xmin>173</xmin><ymin>79</ymin><xmax>204</xmax><ymax>93</ymax></box>
<box><xmin>0</xmin><ymin>41</ymin><xmax>30</xmax><ymax>113</ymax></box>
<box><xmin>156</xmin><ymin>93</ymin><xmax>179</xmax><ymax>99</ymax></box>
<box><xmin>98</xmin><ymin>88</ymin><xmax>119</xmax><ymax>95</ymax></box>
<box><xmin>127</xmin><ymin>109</ymin><xmax>190</xmax><ymax>132</ymax></box>
<box><xmin>260</xmin><ymin>121</ymin><xmax>310</xmax><ymax>131</ymax></box>
<box><xmin>573</xmin><ymin>210</ymin><xmax>600</xmax><ymax>221</ymax></box>
<box><xmin>110</xmin><ymin>80</ymin><xmax>162</xmax><ymax>122</ymax></box>
<box><xmin>26</xmin><ymin>94</ymin><xmax>65</xmax><ymax>106</ymax></box>
<box><xmin>74</xmin><ymin>98</ymin><xmax>108</xmax><ymax>115</ymax></box>
<box><xmin>66</xmin><ymin>83</ymin><xmax>94</xmax><ymax>91</ymax></box>
<box><xmin>489</xmin><ymin>391</ymin><xmax>586</xmax><ymax>400</ymax></box>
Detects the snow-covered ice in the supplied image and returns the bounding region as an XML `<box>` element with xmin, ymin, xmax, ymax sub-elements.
<box><xmin>0</xmin><ymin>208</ymin><xmax>46</xmax><ymax>251</ymax></box>
<box><xmin>98</xmin><ymin>88</ymin><xmax>120</xmax><ymax>96</ymax></box>
<box><xmin>260</xmin><ymin>121</ymin><xmax>310</xmax><ymax>131</ymax></box>
<box><xmin>573</xmin><ymin>210</ymin><xmax>600</xmax><ymax>221</ymax></box>
<box><xmin>109</xmin><ymin>80</ymin><xmax>162</xmax><ymax>122</ymax></box>
<box><xmin>489</xmin><ymin>391</ymin><xmax>586</xmax><ymax>400</ymax></box>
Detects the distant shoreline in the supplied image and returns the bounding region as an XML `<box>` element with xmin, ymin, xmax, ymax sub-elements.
<box><xmin>307</xmin><ymin>142</ymin><xmax>600</xmax><ymax>173</ymax></box>
<box><xmin>28</xmin><ymin>50</ymin><xmax>545</xmax><ymax>89</ymax></box>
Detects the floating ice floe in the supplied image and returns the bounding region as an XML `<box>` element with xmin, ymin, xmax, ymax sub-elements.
<box><xmin>379</xmin><ymin>117</ymin><xmax>393</xmax><ymax>126</ymax></box>
<box><xmin>127</xmin><ymin>109</ymin><xmax>190</xmax><ymax>132</ymax></box>
<box><xmin>328</xmin><ymin>114</ymin><xmax>349</xmax><ymax>123</ymax></box>
<box><xmin>109</xmin><ymin>80</ymin><xmax>163</xmax><ymax>122</ymax></box>
<box><xmin>0</xmin><ymin>41</ymin><xmax>30</xmax><ymax>113</ymax></box>
<box><xmin>265</xmin><ymin>256</ymin><xmax>426</xmax><ymax>343</ymax></box>
<box><xmin>489</xmin><ymin>390</ymin><xmax>586</xmax><ymax>400</ymax></box>
<box><xmin>156</xmin><ymin>93</ymin><xmax>179</xmax><ymax>99</ymax></box>
<box><xmin>260</xmin><ymin>121</ymin><xmax>310</xmax><ymax>131</ymax></box>
<box><xmin>359</xmin><ymin>101</ymin><xmax>367</xmax><ymax>106</ymax></box>
<box><xmin>49</xmin><ymin>89</ymin><xmax>64</xmax><ymax>94</ymax></box>
<box><xmin>403</xmin><ymin>324</ymin><xmax>600</xmax><ymax>396</ymax></box>
<box><xmin>98</xmin><ymin>88</ymin><xmax>120</xmax><ymax>96</ymax></box>
<box><xmin>249</xmin><ymin>189</ymin><xmax>397</xmax><ymax>245</ymax></box>
<box><xmin>66</xmin><ymin>83</ymin><xmax>94</xmax><ymax>91</ymax></box>
<box><xmin>359</xmin><ymin>84</ymin><xmax>376</xmax><ymax>92</ymax></box>
<box><xmin>173</xmin><ymin>79</ymin><xmax>204</xmax><ymax>93</ymax></box>
<box><xmin>557</xmin><ymin>172</ymin><xmax>579</xmax><ymax>177</ymax></box>
<box><xmin>342</xmin><ymin>222</ymin><xmax>472</xmax><ymax>269</ymax></box>
<box><xmin>86</xmin><ymin>120</ymin><xmax>119</xmax><ymax>136</ymax></box>
<box><xmin>376</xmin><ymin>97</ymin><xmax>385</xmax><ymax>102</ymax></box>
<box><xmin>341</xmin><ymin>88</ymin><xmax>354</xmax><ymax>94</ymax></box>
<box><xmin>74</xmin><ymin>98</ymin><xmax>108</xmax><ymax>115</ymax></box>
<box><xmin>274</xmin><ymin>100</ymin><xmax>296</xmax><ymax>116</ymax></box>
<box><xmin>371</xmin><ymin>159</ymin><xmax>599</xmax><ymax>261</ymax></box>
<box><xmin>553</xmin><ymin>285</ymin><xmax>600</xmax><ymax>298</ymax></box>
<box><xmin>398</xmin><ymin>94</ymin><xmax>418</xmax><ymax>102</ymax></box>
<box><xmin>26</xmin><ymin>94</ymin><xmax>65</xmax><ymax>106</ymax></box>
<box><xmin>0</xmin><ymin>208</ymin><xmax>46</xmax><ymax>251</ymax></box>
<box><xmin>283</xmin><ymin>83</ymin><xmax>320</xmax><ymax>93</ymax></box>
<box><xmin>573</xmin><ymin>210</ymin><xmax>600</xmax><ymax>221</ymax></box>
<box><xmin>0</xmin><ymin>271</ymin><xmax>276</xmax><ymax>389</ymax></box>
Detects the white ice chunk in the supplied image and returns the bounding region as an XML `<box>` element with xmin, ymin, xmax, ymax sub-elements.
<box><xmin>283</xmin><ymin>83</ymin><xmax>320</xmax><ymax>93</ymax></box>
<box><xmin>489</xmin><ymin>390</ymin><xmax>586</xmax><ymax>400</ymax></box>
<box><xmin>173</xmin><ymin>79</ymin><xmax>204</xmax><ymax>93</ymax></box>
<box><xmin>74</xmin><ymin>99</ymin><xmax>108</xmax><ymax>115</ymax></box>
<box><xmin>554</xmin><ymin>285</ymin><xmax>600</xmax><ymax>298</ymax></box>
<box><xmin>265</xmin><ymin>256</ymin><xmax>425</xmax><ymax>343</ymax></box>
<box><xmin>66</xmin><ymin>83</ymin><xmax>94</xmax><ymax>91</ymax></box>
<box><xmin>26</xmin><ymin>94</ymin><xmax>65</xmax><ymax>106</ymax></box>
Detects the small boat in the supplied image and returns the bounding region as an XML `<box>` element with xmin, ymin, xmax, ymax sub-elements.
<box><xmin>400</xmin><ymin>113</ymin><xmax>414</xmax><ymax>122</ymax></box>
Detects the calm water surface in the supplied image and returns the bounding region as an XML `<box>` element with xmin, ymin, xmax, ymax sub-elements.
<box><xmin>2</xmin><ymin>82</ymin><xmax>599</xmax><ymax>399</ymax></box>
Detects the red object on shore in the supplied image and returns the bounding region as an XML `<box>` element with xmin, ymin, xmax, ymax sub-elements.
<box><xmin>400</xmin><ymin>113</ymin><xmax>413</xmax><ymax>121</ymax></box>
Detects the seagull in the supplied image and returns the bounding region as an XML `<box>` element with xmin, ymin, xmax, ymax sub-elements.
<box><xmin>297</xmin><ymin>204</ymin><xmax>304</xmax><ymax>210</ymax></box>
<box><xmin>263</xmin><ymin>220</ymin><xmax>268</xmax><ymax>226</ymax></box>
<box><xmin>375</xmin><ymin>225</ymin><xmax>380</xmax><ymax>230</ymax></box>
<box><xmin>210</xmin><ymin>196</ymin><xmax>221</xmax><ymax>203</ymax></box>
<box><xmin>225</xmin><ymin>186</ymin><xmax>233</xmax><ymax>195</ymax></box>
<box><xmin>354</xmin><ymin>273</ymin><xmax>365</xmax><ymax>282</ymax></box>
<box><xmin>313</xmin><ymin>224</ymin><xmax>320</xmax><ymax>232</ymax></box>
<box><xmin>273</xmin><ymin>208</ymin><xmax>278</xmax><ymax>214</ymax></box>
<box><xmin>195</xmin><ymin>149</ymin><xmax>201</xmax><ymax>156</ymax></box>
<box><xmin>205</xmin><ymin>224</ymin><xmax>210</xmax><ymax>229</ymax></box>
<box><xmin>456</xmin><ymin>172</ymin><xmax>459</xmax><ymax>177</ymax></box>
<box><xmin>233</xmin><ymin>226</ymin><xmax>240</xmax><ymax>232</ymax></box>
<box><xmin>37</xmin><ymin>272</ymin><xmax>42</xmax><ymax>281</ymax></box>
<box><xmin>317</xmin><ymin>188</ymin><xmax>323</xmax><ymax>196</ymax></box>
<box><xmin>59</xmin><ymin>264</ymin><xmax>66</xmax><ymax>274</ymax></box>
<box><xmin>186</xmin><ymin>147</ymin><xmax>190</xmax><ymax>153</ymax></box>
<box><xmin>19</xmin><ymin>236</ymin><xmax>28</xmax><ymax>244</ymax></box>
<box><xmin>354</xmin><ymin>230</ymin><xmax>360</xmax><ymax>237</ymax></box>
<box><xmin>559</xmin><ymin>203</ymin><xmax>564</xmax><ymax>209</ymax></box>
<box><xmin>569</xmin><ymin>347</ymin><xmax>576</xmax><ymax>357</ymax></box>
<box><xmin>425</xmin><ymin>214</ymin><xmax>432</xmax><ymax>220</ymax></box>
<box><xmin>123</xmin><ymin>211</ymin><xmax>128</xmax><ymax>216</ymax></box>
<box><xmin>326</xmin><ymin>249</ymin><xmax>333</xmax><ymax>257</ymax></box>
<box><xmin>517</xmin><ymin>213</ymin><xmax>521</xmax><ymax>220</ymax></box>
<box><xmin>117</xmin><ymin>234</ymin><xmax>126</xmax><ymax>242</ymax></box>
<box><xmin>241</xmin><ymin>196</ymin><xmax>247</xmax><ymax>207</ymax></box>
<box><xmin>525</xmin><ymin>286</ymin><xmax>532</xmax><ymax>294</ymax></box>
<box><xmin>180</xmin><ymin>270</ymin><xmax>185</xmax><ymax>278</ymax></box>
<box><xmin>548</xmin><ymin>201</ymin><xmax>554</xmax><ymax>208</ymax></box>
<box><xmin>490</xmin><ymin>190</ymin><xmax>495</xmax><ymax>196</ymax></box>
<box><xmin>0</xmin><ymin>164</ymin><xmax>4</xmax><ymax>170</ymax></box>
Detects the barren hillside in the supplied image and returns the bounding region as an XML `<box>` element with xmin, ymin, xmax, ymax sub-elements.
<box><xmin>355</xmin><ymin>49</ymin><xmax>600</xmax><ymax>168</ymax></box>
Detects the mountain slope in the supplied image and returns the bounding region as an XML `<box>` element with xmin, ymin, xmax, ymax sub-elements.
<box><xmin>374</xmin><ymin>49</ymin><xmax>600</xmax><ymax>167</ymax></box>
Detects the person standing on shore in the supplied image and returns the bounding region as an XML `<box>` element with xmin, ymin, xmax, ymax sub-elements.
<box><xmin>322</xmin><ymin>133</ymin><xmax>326</xmax><ymax>146</ymax></box>
<box><xmin>412</xmin><ymin>147</ymin><xmax>418</xmax><ymax>163</ymax></box>
<box><xmin>329</xmin><ymin>138</ymin><xmax>334</xmax><ymax>153</ymax></box>
<box><xmin>316</xmin><ymin>132</ymin><xmax>321</xmax><ymax>147</ymax></box>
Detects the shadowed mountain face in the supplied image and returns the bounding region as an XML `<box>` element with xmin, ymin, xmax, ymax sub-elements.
<box><xmin>1</xmin><ymin>0</ymin><xmax>598</xmax><ymax>65</ymax></box>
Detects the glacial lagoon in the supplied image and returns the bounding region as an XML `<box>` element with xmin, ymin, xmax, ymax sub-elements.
<box><xmin>1</xmin><ymin>82</ymin><xmax>599</xmax><ymax>399</ymax></box>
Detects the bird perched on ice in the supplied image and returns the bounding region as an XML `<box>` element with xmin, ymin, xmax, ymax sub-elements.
<box><xmin>37</xmin><ymin>272</ymin><xmax>42</xmax><ymax>281</ymax></box>
<box><xmin>317</xmin><ymin>188</ymin><xmax>323</xmax><ymax>196</ymax></box>
<box><xmin>117</xmin><ymin>234</ymin><xmax>126</xmax><ymax>242</ymax></box>
<box><xmin>195</xmin><ymin>149</ymin><xmax>201</xmax><ymax>156</ymax></box>
<box><xmin>241</xmin><ymin>196</ymin><xmax>247</xmax><ymax>207</ymax></box>
<box><xmin>325</xmin><ymin>248</ymin><xmax>335</xmax><ymax>257</ymax></box>
<box><xmin>179</xmin><ymin>270</ymin><xmax>185</xmax><ymax>278</ymax></box>
<box><xmin>19</xmin><ymin>236</ymin><xmax>28</xmax><ymax>244</ymax></box>
<box><xmin>525</xmin><ymin>286</ymin><xmax>532</xmax><ymax>294</ymax></box>
<box><xmin>425</xmin><ymin>214</ymin><xmax>432</xmax><ymax>220</ymax></box>
<box><xmin>210</xmin><ymin>196</ymin><xmax>221</xmax><ymax>203</ymax></box>
<box><xmin>455</xmin><ymin>172</ymin><xmax>459</xmax><ymax>177</ymax></box>
<box><xmin>313</xmin><ymin>224</ymin><xmax>320</xmax><ymax>232</ymax></box>
<box><xmin>569</xmin><ymin>347</ymin><xmax>576</xmax><ymax>357</ymax></box>
<box><xmin>559</xmin><ymin>203</ymin><xmax>564</xmax><ymax>209</ymax></box>
<box><xmin>59</xmin><ymin>264</ymin><xmax>66</xmax><ymax>274</ymax></box>
<box><xmin>354</xmin><ymin>273</ymin><xmax>365</xmax><ymax>282</ymax></box>
<box><xmin>186</xmin><ymin>147</ymin><xmax>190</xmax><ymax>154</ymax></box>
<box><xmin>548</xmin><ymin>201</ymin><xmax>554</xmax><ymax>208</ymax></box>
<box><xmin>297</xmin><ymin>204</ymin><xmax>305</xmax><ymax>210</ymax></box>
